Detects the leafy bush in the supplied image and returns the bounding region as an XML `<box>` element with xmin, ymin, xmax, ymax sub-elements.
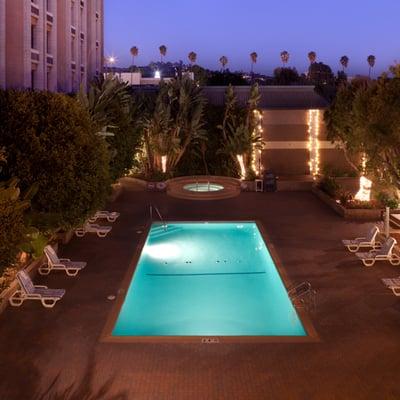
<box><xmin>317</xmin><ymin>176</ymin><xmax>340</xmax><ymax>198</ymax></box>
<box><xmin>78</xmin><ymin>76</ymin><xmax>142</xmax><ymax>181</ymax></box>
<box><xmin>0</xmin><ymin>179</ymin><xmax>28</xmax><ymax>273</ymax></box>
<box><xmin>0</xmin><ymin>90</ymin><xmax>110</xmax><ymax>230</ymax></box>
<box><xmin>376</xmin><ymin>192</ymin><xmax>399</xmax><ymax>209</ymax></box>
<box><xmin>175</xmin><ymin>104</ymin><xmax>239</xmax><ymax>177</ymax></box>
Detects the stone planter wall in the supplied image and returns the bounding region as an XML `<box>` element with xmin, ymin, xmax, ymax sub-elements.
<box><xmin>312</xmin><ymin>186</ymin><xmax>383</xmax><ymax>221</ymax></box>
<box><xmin>109</xmin><ymin>182</ymin><xmax>124</xmax><ymax>202</ymax></box>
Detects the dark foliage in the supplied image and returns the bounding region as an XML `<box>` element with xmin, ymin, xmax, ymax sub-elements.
<box><xmin>0</xmin><ymin>90</ymin><xmax>110</xmax><ymax>230</ymax></box>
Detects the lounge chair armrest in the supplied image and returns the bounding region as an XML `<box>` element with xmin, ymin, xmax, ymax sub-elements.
<box><xmin>34</xmin><ymin>285</ymin><xmax>48</xmax><ymax>289</ymax></box>
<box><xmin>355</xmin><ymin>237</ymin><xmax>366</xmax><ymax>241</ymax></box>
<box><xmin>59</xmin><ymin>258</ymin><xmax>71</xmax><ymax>262</ymax></box>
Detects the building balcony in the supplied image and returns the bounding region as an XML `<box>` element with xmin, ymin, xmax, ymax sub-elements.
<box><xmin>46</xmin><ymin>54</ymin><xmax>54</xmax><ymax>65</ymax></box>
<box><xmin>71</xmin><ymin>26</ymin><xmax>76</xmax><ymax>36</ymax></box>
<box><xmin>46</xmin><ymin>12</ymin><xmax>54</xmax><ymax>24</ymax></box>
<box><xmin>31</xmin><ymin>49</ymin><xmax>40</xmax><ymax>62</ymax></box>
<box><xmin>31</xmin><ymin>3</ymin><xmax>39</xmax><ymax>17</ymax></box>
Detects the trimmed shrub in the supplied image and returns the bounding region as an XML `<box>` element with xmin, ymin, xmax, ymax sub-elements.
<box><xmin>0</xmin><ymin>90</ymin><xmax>110</xmax><ymax>230</ymax></box>
<box><xmin>317</xmin><ymin>176</ymin><xmax>340</xmax><ymax>198</ymax></box>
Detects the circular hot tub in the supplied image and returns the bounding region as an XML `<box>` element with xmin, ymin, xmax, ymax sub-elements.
<box><xmin>167</xmin><ymin>176</ymin><xmax>241</xmax><ymax>200</ymax></box>
<box><xmin>183</xmin><ymin>182</ymin><xmax>224</xmax><ymax>192</ymax></box>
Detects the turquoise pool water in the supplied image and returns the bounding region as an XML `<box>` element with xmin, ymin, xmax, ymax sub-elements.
<box><xmin>183</xmin><ymin>183</ymin><xmax>224</xmax><ymax>192</ymax></box>
<box><xmin>112</xmin><ymin>222</ymin><xmax>306</xmax><ymax>337</ymax></box>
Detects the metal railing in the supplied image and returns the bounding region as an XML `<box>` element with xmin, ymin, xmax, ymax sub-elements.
<box><xmin>149</xmin><ymin>205</ymin><xmax>167</xmax><ymax>231</ymax></box>
<box><xmin>288</xmin><ymin>281</ymin><xmax>316</xmax><ymax>312</ymax></box>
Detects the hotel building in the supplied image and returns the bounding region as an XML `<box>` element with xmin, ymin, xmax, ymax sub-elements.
<box><xmin>0</xmin><ymin>0</ymin><xmax>103</xmax><ymax>92</ymax></box>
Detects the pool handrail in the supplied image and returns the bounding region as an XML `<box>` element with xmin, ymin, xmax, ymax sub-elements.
<box><xmin>149</xmin><ymin>205</ymin><xmax>167</xmax><ymax>231</ymax></box>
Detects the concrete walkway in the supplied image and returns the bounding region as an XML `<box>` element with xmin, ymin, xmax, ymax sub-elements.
<box><xmin>0</xmin><ymin>182</ymin><xmax>399</xmax><ymax>399</ymax></box>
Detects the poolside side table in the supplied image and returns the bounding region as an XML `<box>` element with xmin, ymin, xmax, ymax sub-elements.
<box><xmin>255</xmin><ymin>179</ymin><xmax>263</xmax><ymax>192</ymax></box>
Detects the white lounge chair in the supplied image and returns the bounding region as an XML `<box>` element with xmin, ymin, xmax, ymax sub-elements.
<box><xmin>39</xmin><ymin>245</ymin><xmax>86</xmax><ymax>277</ymax></box>
<box><xmin>342</xmin><ymin>225</ymin><xmax>381</xmax><ymax>252</ymax></box>
<box><xmin>88</xmin><ymin>210</ymin><xmax>120</xmax><ymax>223</ymax></box>
<box><xmin>381</xmin><ymin>277</ymin><xmax>400</xmax><ymax>296</ymax></box>
<box><xmin>356</xmin><ymin>237</ymin><xmax>400</xmax><ymax>267</ymax></box>
<box><xmin>9</xmin><ymin>270</ymin><xmax>65</xmax><ymax>308</ymax></box>
<box><xmin>75</xmin><ymin>223</ymin><xmax>112</xmax><ymax>238</ymax></box>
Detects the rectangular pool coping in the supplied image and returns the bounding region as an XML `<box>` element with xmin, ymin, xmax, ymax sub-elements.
<box><xmin>100</xmin><ymin>220</ymin><xmax>320</xmax><ymax>344</ymax></box>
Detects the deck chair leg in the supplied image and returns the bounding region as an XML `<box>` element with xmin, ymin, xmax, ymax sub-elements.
<box><xmin>38</xmin><ymin>264</ymin><xmax>51</xmax><ymax>275</ymax></box>
<box><xmin>41</xmin><ymin>299</ymin><xmax>57</xmax><ymax>308</ymax></box>
<box><xmin>362</xmin><ymin>259</ymin><xmax>375</xmax><ymax>267</ymax></box>
<box><xmin>9</xmin><ymin>292</ymin><xmax>24</xmax><ymax>307</ymax></box>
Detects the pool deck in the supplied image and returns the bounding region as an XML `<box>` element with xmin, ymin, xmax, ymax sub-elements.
<box><xmin>1</xmin><ymin>180</ymin><xmax>400</xmax><ymax>399</ymax></box>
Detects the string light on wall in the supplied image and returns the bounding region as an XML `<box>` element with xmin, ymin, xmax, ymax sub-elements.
<box><xmin>251</xmin><ymin>109</ymin><xmax>263</xmax><ymax>176</ymax></box>
<box><xmin>307</xmin><ymin>109</ymin><xmax>320</xmax><ymax>179</ymax></box>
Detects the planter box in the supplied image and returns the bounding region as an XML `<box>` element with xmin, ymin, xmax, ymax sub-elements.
<box><xmin>55</xmin><ymin>229</ymin><xmax>74</xmax><ymax>245</ymax></box>
<box><xmin>312</xmin><ymin>186</ymin><xmax>383</xmax><ymax>221</ymax></box>
<box><xmin>241</xmin><ymin>180</ymin><xmax>256</xmax><ymax>192</ymax></box>
<box><xmin>109</xmin><ymin>182</ymin><xmax>124</xmax><ymax>202</ymax></box>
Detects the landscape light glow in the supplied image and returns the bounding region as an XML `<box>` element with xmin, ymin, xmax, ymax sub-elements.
<box><xmin>154</xmin><ymin>70</ymin><xmax>161</xmax><ymax>79</ymax></box>
<box><xmin>161</xmin><ymin>155</ymin><xmax>167</xmax><ymax>173</ymax></box>
<box><xmin>355</xmin><ymin>176</ymin><xmax>372</xmax><ymax>202</ymax></box>
<box><xmin>355</xmin><ymin>153</ymin><xmax>372</xmax><ymax>201</ymax></box>
<box><xmin>237</xmin><ymin>154</ymin><xmax>246</xmax><ymax>179</ymax></box>
<box><xmin>308</xmin><ymin>109</ymin><xmax>320</xmax><ymax>179</ymax></box>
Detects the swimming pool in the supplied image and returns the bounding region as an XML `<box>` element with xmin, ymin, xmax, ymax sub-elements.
<box><xmin>110</xmin><ymin>222</ymin><xmax>307</xmax><ymax>339</ymax></box>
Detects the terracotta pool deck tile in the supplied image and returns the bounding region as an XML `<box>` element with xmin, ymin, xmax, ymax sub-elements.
<box><xmin>1</xmin><ymin>183</ymin><xmax>400</xmax><ymax>399</ymax></box>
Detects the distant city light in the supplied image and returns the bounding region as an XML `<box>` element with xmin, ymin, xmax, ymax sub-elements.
<box><xmin>107</xmin><ymin>56</ymin><xmax>116</xmax><ymax>65</ymax></box>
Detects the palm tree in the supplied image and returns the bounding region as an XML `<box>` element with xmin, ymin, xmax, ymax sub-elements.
<box><xmin>130</xmin><ymin>46</ymin><xmax>138</xmax><ymax>66</ymax></box>
<box><xmin>308</xmin><ymin>51</ymin><xmax>316</xmax><ymax>65</ymax></box>
<box><xmin>280</xmin><ymin>51</ymin><xmax>289</xmax><ymax>67</ymax></box>
<box><xmin>367</xmin><ymin>55</ymin><xmax>376</xmax><ymax>78</ymax></box>
<box><xmin>219</xmin><ymin>56</ymin><xmax>228</xmax><ymax>71</ymax></box>
<box><xmin>188</xmin><ymin>51</ymin><xmax>197</xmax><ymax>68</ymax></box>
<box><xmin>250</xmin><ymin>52</ymin><xmax>258</xmax><ymax>74</ymax></box>
<box><xmin>159</xmin><ymin>45</ymin><xmax>167</xmax><ymax>62</ymax></box>
<box><xmin>340</xmin><ymin>55</ymin><xmax>349</xmax><ymax>71</ymax></box>
<box><xmin>129</xmin><ymin>46</ymin><xmax>139</xmax><ymax>82</ymax></box>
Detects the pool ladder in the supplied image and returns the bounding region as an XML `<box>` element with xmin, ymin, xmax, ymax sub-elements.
<box><xmin>149</xmin><ymin>205</ymin><xmax>167</xmax><ymax>231</ymax></box>
<box><xmin>288</xmin><ymin>282</ymin><xmax>316</xmax><ymax>312</ymax></box>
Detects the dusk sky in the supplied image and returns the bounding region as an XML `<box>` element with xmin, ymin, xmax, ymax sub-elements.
<box><xmin>105</xmin><ymin>0</ymin><xmax>400</xmax><ymax>76</ymax></box>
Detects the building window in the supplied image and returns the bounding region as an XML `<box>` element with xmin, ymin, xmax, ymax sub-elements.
<box><xmin>31</xmin><ymin>24</ymin><xmax>36</xmax><ymax>49</ymax></box>
<box><xmin>71</xmin><ymin>71</ymin><xmax>75</xmax><ymax>91</ymax></box>
<box><xmin>71</xmin><ymin>2</ymin><xmax>75</xmax><ymax>26</ymax></box>
<box><xmin>71</xmin><ymin>38</ymin><xmax>75</xmax><ymax>61</ymax></box>
<box><xmin>31</xmin><ymin>69</ymin><xmax>36</xmax><ymax>90</ymax></box>
<box><xmin>47</xmin><ymin>70</ymin><xmax>51</xmax><ymax>90</ymax></box>
<box><xmin>46</xmin><ymin>30</ymin><xmax>51</xmax><ymax>54</ymax></box>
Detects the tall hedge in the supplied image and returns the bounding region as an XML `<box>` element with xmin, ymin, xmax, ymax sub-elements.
<box><xmin>0</xmin><ymin>189</ymin><xmax>26</xmax><ymax>273</ymax></box>
<box><xmin>0</xmin><ymin>90</ymin><xmax>111</xmax><ymax>230</ymax></box>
